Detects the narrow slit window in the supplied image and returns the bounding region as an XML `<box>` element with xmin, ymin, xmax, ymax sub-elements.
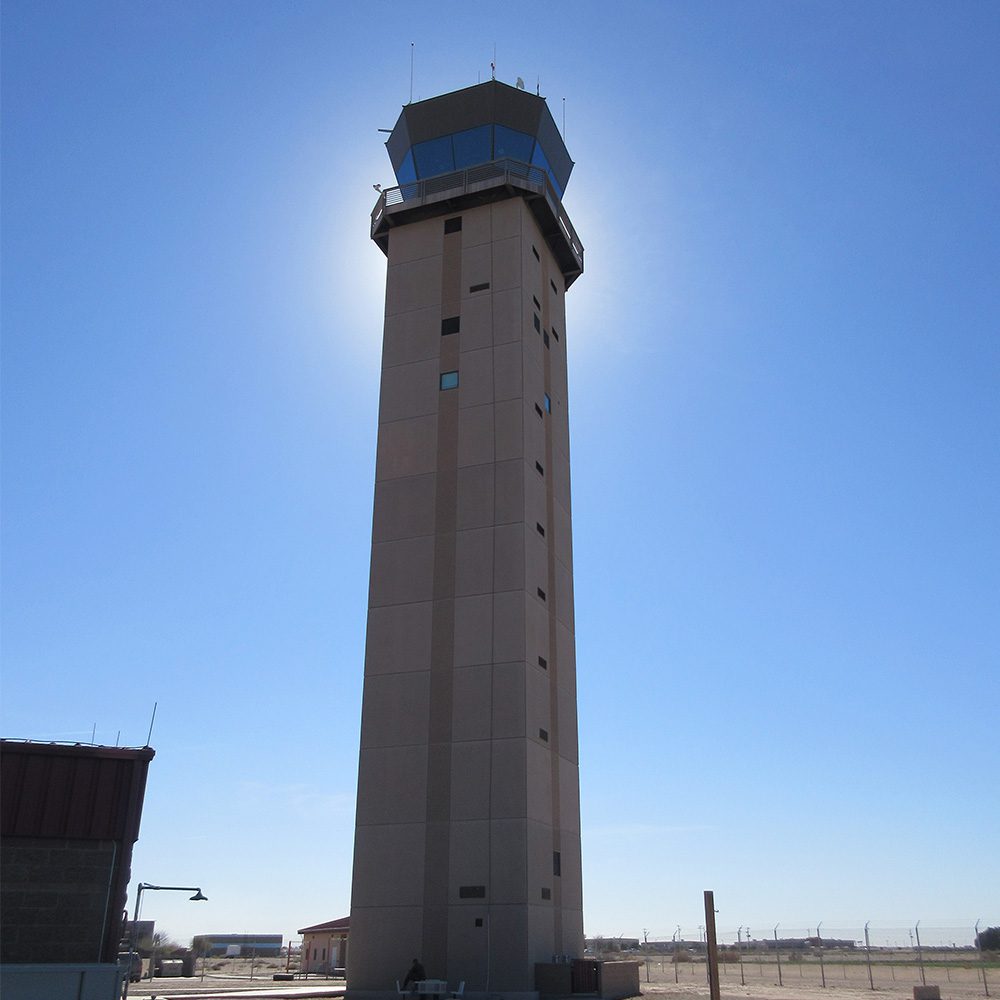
<box><xmin>541</xmin><ymin>887</ymin><xmax>551</xmax><ymax>900</ymax></box>
<box><xmin>533</xmin><ymin>295</ymin><xmax>541</xmax><ymax>309</ymax></box>
<box><xmin>532</xmin><ymin>245</ymin><xmax>540</xmax><ymax>261</ymax></box>
<box><xmin>440</xmin><ymin>371</ymin><xmax>459</xmax><ymax>390</ymax></box>
<box><xmin>459</xmin><ymin>885</ymin><xmax>486</xmax><ymax>898</ymax></box>
<box><xmin>535</xmin><ymin>461</ymin><xmax>544</xmax><ymax>476</ymax></box>
<box><xmin>551</xmin><ymin>326</ymin><xmax>559</xmax><ymax>341</ymax></box>
<box><xmin>543</xmin><ymin>331</ymin><xmax>550</xmax><ymax>348</ymax></box>
<box><xmin>469</xmin><ymin>282</ymin><xmax>490</xmax><ymax>293</ymax></box>
<box><xmin>536</xmin><ymin>523</ymin><xmax>545</xmax><ymax>537</ymax></box>
<box><xmin>535</xmin><ymin>403</ymin><xmax>544</xmax><ymax>418</ymax></box>
<box><xmin>537</xmin><ymin>587</ymin><xmax>546</xmax><ymax>601</ymax></box>
<box><xmin>444</xmin><ymin>216</ymin><xmax>462</xmax><ymax>233</ymax></box>
<box><xmin>553</xmin><ymin>852</ymin><xmax>561</xmax><ymax>876</ymax></box>
<box><xmin>550</xmin><ymin>279</ymin><xmax>558</xmax><ymax>294</ymax></box>
<box><xmin>544</xmin><ymin>393</ymin><xmax>551</xmax><ymax>413</ymax></box>
<box><xmin>441</xmin><ymin>316</ymin><xmax>460</xmax><ymax>335</ymax></box>
<box><xmin>538</xmin><ymin>655</ymin><xmax>548</xmax><ymax>669</ymax></box>
<box><xmin>533</xmin><ymin>314</ymin><xmax>541</xmax><ymax>333</ymax></box>
<box><xmin>539</xmin><ymin>729</ymin><xmax>549</xmax><ymax>742</ymax></box>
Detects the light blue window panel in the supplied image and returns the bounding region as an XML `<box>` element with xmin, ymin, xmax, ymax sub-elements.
<box><xmin>494</xmin><ymin>126</ymin><xmax>535</xmax><ymax>163</ymax></box>
<box><xmin>453</xmin><ymin>125</ymin><xmax>492</xmax><ymax>169</ymax></box>
<box><xmin>395</xmin><ymin>149</ymin><xmax>417</xmax><ymax>186</ymax></box>
<box><xmin>413</xmin><ymin>135</ymin><xmax>455</xmax><ymax>177</ymax></box>
<box><xmin>532</xmin><ymin>143</ymin><xmax>563</xmax><ymax>198</ymax></box>
<box><xmin>544</xmin><ymin>393</ymin><xmax>551</xmax><ymax>413</ymax></box>
<box><xmin>440</xmin><ymin>371</ymin><xmax>459</xmax><ymax>390</ymax></box>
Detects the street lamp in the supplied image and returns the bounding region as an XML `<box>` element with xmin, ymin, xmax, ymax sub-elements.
<box><xmin>122</xmin><ymin>882</ymin><xmax>207</xmax><ymax>999</ymax></box>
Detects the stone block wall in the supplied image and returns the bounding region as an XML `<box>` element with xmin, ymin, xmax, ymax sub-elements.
<box><xmin>0</xmin><ymin>837</ymin><xmax>117</xmax><ymax>963</ymax></box>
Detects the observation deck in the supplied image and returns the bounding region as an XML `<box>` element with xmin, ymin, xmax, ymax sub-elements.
<box><xmin>370</xmin><ymin>80</ymin><xmax>584</xmax><ymax>285</ymax></box>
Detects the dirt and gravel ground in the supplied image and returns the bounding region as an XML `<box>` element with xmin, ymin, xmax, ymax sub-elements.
<box><xmin>126</xmin><ymin>954</ymin><xmax>995</xmax><ymax>1000</ymax></box>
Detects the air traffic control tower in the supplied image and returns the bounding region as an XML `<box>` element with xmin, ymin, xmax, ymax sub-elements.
<box><xmin>349</xmin><ymin>80</ymin><xmax>585</xmax><ymax>1000</ymax></box>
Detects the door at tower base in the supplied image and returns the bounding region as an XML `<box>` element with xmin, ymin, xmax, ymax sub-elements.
<box><xmin>349</xmin><ymin>162</ymin><xmax>584</xmax><ymax>996</ymax></box>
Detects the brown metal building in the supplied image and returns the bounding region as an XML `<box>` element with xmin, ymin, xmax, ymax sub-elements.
<box><xmin>0</xmin><ymin>739</ymin><xmax>154</xmax><ymax>997</ymax></box>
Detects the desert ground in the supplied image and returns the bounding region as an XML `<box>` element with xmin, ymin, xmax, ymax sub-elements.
<box><xmin>636</xmin><ymin>950</ymin><xmax>992</xmax><ymax>1000</ymax></box>
<box><xmin>126</xmin><ymin>952</ymin><xmax>995</xmax><ymax>1000</ymax></box>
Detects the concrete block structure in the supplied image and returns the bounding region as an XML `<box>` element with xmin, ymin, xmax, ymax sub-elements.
<box><xmin>348</xmin><ymin>81</ymin><xmax>585</xmax><ymax>1000</ymax></box>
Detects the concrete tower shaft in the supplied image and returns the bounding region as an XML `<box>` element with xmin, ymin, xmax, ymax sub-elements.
<box><xmin>349</xmin><ymin>81</ymin><xmax>585</xmax><ymax>1000</ymax></box>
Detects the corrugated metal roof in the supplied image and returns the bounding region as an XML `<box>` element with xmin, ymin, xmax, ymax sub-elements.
<box><xmin>1</xmin><ymin>739</ymin><xmax>154</xmax><ymax>841</ymax></box>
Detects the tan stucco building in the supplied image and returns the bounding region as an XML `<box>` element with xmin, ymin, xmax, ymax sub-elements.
<box><xmin>348</xmin><ymin>80</ymin><xmax>585</xmax><ymax>1000</ymax></box>
<box><xmin>298</xmin><ymin>916</ymin><xmax>349</xmax><ymax>975</ymax></box>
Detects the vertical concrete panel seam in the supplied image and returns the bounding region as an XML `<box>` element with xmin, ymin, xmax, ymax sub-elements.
<box><xmin>423</xmin><ymin>221</ymin><xmax>460</xmax><ymax>973</ymax></box>
<box><xmin>541</xmin><ymin>239</ymin><xmax>565</xmax><ymax>953</ymax></box>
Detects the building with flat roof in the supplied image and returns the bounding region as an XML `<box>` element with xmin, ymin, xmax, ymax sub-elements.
<box><xmin>191</xmin><ymin>933</ymin><xmax>283</xmax><ymax>958</ymax></box>
<box><xmin>348</xmin><ymin>79</ymin><xmax>585</xmax><ymax>1000</ymax></box>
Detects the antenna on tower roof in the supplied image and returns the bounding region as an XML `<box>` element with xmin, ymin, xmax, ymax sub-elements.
<box><xmin>409</xmin><ymin>42</ymin><xmax>414</xmax><ymax>104</ymax></box>
<box><xmin>562</xmin><ymin>97</ymin><xmax>566</xmax><ymax>140</ymax></box>
<box><xmin>491</xmin><ymin>43</ymin><xmax>496</xmax><ymax>80</ymax></box>
<box><xmin>516</xmin><ymin>77</ymin><xmax>525</xmax><ymax>91</ymax></box>
<box><xmin>536</xmin><ymin>76</ymin><xmax>540</xmax><ymax>96</ymax></box>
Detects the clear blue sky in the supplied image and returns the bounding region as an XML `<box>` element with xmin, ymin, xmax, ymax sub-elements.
<box><xmin>3</xmin><ymin>0</ymin><xmax>998</xmax><ymax>949</ymax></box>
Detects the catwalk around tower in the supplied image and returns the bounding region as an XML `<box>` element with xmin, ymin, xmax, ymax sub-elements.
<box><xmin>348</xmin><ymin>80</ymin><xmax>585</xmax><ymax>1000</ymax></box>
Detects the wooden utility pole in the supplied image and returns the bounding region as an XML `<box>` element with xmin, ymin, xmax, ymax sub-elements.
<box><xmin>704</xmin><ymin>891</ymin><xmax>721</xmax><ymax>1000</ymax></box>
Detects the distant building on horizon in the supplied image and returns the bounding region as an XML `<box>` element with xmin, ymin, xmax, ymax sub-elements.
<box><xmin>348</xmin><ymin>79</ymin><xmax>586</xmax><ymax>999</ymax></box>
<box><xmin>191</xmin><ymin>933</ymin><xmax>283</xmax><ymax>957</ymax></box>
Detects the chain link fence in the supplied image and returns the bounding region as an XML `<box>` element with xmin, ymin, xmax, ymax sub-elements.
<box><xmin>588</xmin><ymin>923</ymin><xmax>996</xmax><ymax>997</ymax></box>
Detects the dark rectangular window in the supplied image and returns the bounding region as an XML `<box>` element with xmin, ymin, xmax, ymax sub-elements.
<box><xmin>532</xmin><ymin>245</ymin><xmax>540</xmax><ymax>261</ymax></box>
<box><xmin>444</xmin><ymin>216</ymin><xmax>462</xmax><ymax>233</ymax></box>
<box><xmin>440</xmin><ymin>371</ymin><xmax>459</xmax><ymax>390</ymax></box>
<box><xmin>535</xmin><ymin>403</ymin><xmax>544</xmax><ymax>418</ymax></box>
<box><xmin>544</xmin><ymin>393</ymin><xmax>551</xmax><ymax>413</ymax></box>
<box><xmin>469</xmin><ymin>282</ymin><xmax>490</xmax><ymax>293</ymax></box>
<box><xmin>536</xmin><ymin>523</ymin><xmax>545</xmax><ymax>537</ymax></box>
<box><xmin>475</xmin><ymin>918</ymin><xmax>483</xmax><ymax>927</ymax></box>
<box><xmin>553</xmin><ymin>851</ymin><xmax>561</xmax><ymax>876</ymax></box>
<box><xmin>551</xmin><ymin>326</ymin><xmax>559</xmax><ymax>341</ymax></box>
<box><xmin>543</xmin><ymin>331</ymin><xmax>550</xmax><ymax>348</ymax></box>
<box><xmin>533</xmin><ymin>314</ymin><xmax>541</xmax><ymax>332</ymax></box>
<box><xmin>533</xmin><ymin>295</ymin><xmax>541</xmax><ymax>309</ymax></box>
<box><xmin>550</xmin><ymin>279</ymin><xmax>558</xmax><ymax>294</ymax></box>
<box><xmin>537</xmin><ymin>587</ymin><xmax>546</xmax><ymax>601</ymax></box>
<box><xmin>539</xmin><ymin>728</ymin><xmax>549</xmax><ymax>742</ymax></box>
<box><xmin>538</xmin><ymin>655</ymin><xmax>548</xmax><ymax>669</ymax></box>
<box><xmin>535</xmin><ymin>461</ymin><xmax>544</xmax><ymax>475</ymax></box>
<box><xmin>459</xmin><ymin>885</ymin><xmax>486</xmax><ymax>898</ymax></box>
<box><xmin>441</xmin><ymin>316</ymin><xmax>460</xmax><ymax>335</ymax></box>
<box><xmin>541</xmin><ymin>887</ymin><xmax>551</xmax><ymax>900</ymax></box>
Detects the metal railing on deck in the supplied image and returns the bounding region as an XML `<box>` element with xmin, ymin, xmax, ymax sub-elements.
<box><xmin>371</xmin><ymin>158</ymin><xmax>583</xmax><ymax>268</ymax></box>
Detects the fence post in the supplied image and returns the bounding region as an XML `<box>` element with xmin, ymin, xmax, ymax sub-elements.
<box><xmin>774</xmin><ymin>925</ymin><xmax>782</xmax><ymax>987</ymax></box>
<box><xmin>916</xmin><ymin>921</ymin><xmax>926</xmax><ymax>986</ymax></box>
<box><xmin>864</xmin><ymin>921</ymin><xmax>874</xmax><ymax>991</ymax></box>
<box><xmin>818</xmin><ymin>923</ymin><xmax>826</xmax><ymax>988</ymax></box>
<box><xmin>738</xmin><ymin>927</ymin><xmax>746</xmax><ymax>986</ymax></box>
